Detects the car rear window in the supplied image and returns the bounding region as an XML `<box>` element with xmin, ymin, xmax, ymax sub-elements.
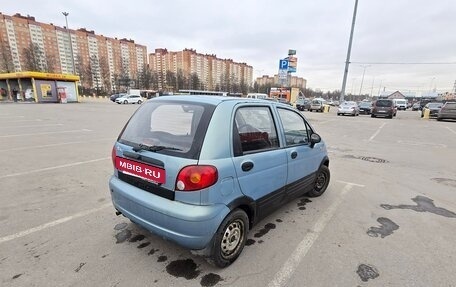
<box><xmin>118</xmin><ymin>100</ymin><xmax>215</xmax><ymax>159</ymax></box>
<box><xmin>376</xmin><ymin>100</ymin><xmax>392</xmax><ymax>107</ymax></box>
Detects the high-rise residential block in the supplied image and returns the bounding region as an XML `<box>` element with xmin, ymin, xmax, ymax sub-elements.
<box><xmin>0</xmin><ymin>12</ymin><xmax>147</xmax><ymax>91</ymax></box>
<box><xmin>149</xmin><ymin>48</ymin><xmax>253</xmax><ymax>91</ymax></box>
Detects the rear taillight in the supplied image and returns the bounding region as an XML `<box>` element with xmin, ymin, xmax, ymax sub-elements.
<box><xmin>176</xmin><ymin>165</ymin><xmax>218</xmax><ymax>191</ymax></box>
<box><xmin>111</xmin><ymin>146</ymin><xmax>116</xmax><ymax>166</ymax></box>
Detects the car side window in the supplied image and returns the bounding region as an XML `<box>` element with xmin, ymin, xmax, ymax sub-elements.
<box><xmin>233</xmin><ymin>106</ymin><xmax>279</xmax><ymax>155</ymax></box>
<box><xmin>277</xmin><ymin>108</ymin><xmax>310</xmax><ymax>146</ymax></box>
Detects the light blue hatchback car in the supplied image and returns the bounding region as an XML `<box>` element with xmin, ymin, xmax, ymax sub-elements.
<box><xmin>109</xmin><ymin>95</ymin><xmax>330</xmax><ymax>267</ymax></box>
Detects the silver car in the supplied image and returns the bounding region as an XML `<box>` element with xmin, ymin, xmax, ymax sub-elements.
<box><xmin>337</xmin><ymin>101</ymin><xmax>360</xmax><ymax>116</ymax></box>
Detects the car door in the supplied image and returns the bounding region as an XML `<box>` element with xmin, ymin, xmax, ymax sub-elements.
<box><xmin>231</xmin><ymin>105</ymin><xmax>288</xmax><ymax>219</ymax></box>
<box><xmin>276</xmin><ymin>108</ymin><xmax>322</xmax><ymax>198</ymax></box>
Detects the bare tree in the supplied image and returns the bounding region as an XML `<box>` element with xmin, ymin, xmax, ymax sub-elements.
<box><xmin>0</xmin><ymin>41</ymin><xmax>14</xmax><ymax>72</ymax></box>
<box><xmin>98</xmin><ymin>56</ymin><xmax>111</xmax><ymax>93</ymax></box>
<box><xmin>23</xmin><ymin>42</ymin><xmax>45</xmax><ymax>71</ymax></box>
<box><xmin>190</xmin><ymin>73</ymin><xmax>200</xmax><ymax>90</ymax></box>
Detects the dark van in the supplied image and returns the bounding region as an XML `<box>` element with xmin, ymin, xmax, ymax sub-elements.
<box><xmin>371</xmin><ymin>99</ymin><xmax>396</xmax><ymax>119</ymax></box>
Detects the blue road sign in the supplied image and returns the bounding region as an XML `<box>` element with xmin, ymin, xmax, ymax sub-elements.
<box><xmin>279</xmin><ymin>59</ymin><xmax>289</xmax><ymax>70</ymax></box>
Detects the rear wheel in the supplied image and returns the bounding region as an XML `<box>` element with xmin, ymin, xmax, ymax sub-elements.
<box><xmin>137</xmin><ymin>100</ymin><xmax>142</xmax><ymax>104</ymax></box>
<box><xmin>307</xmin><ymin>165</ymin><xmax>330</xmax><ymax>197</ymax></box>
<box><xmin>210</xmin><ymin>209</ymin><xmax>249</xmax><ymax>268</ymax></box>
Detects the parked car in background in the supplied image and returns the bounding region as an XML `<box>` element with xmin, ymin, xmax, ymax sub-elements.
<box><xmin>295</xmin><ymin>98</ymin><xmax>311</xmax><ymax>111</ymax></box>
<box><xmin>393</xmin><ymin>99</ymin><xmax>407</xmax><ymax>110</ymax></box>
<box><xmin>437</xmin><ymin>102</ymin><xmax>456</xmax><ymax>121</ymax></box>
<box><xmin>358</xmin><ymin>101</ymin><xmax>372</xmax><ymax>114</ymax></box>
<box><xmin>412</xmin><ymin>102</ymin><xmax>421</xmax><ymax>111</ymax></box>
<box><xmin>110</xmin><ymin>93</ymin><xmax>126</xmax><ymax>102</ymax></box>
<box><xmin>421</xmin><ymin>102</ymin><xmax>443</xmax><ymax>118</ymax></box>
<box><xmin>371</xmin><ymin>99</ymin><xmax>396</xmax><ymax>118</ymax></box>
<box><xmin>337</xmin><ymin>101</ymin><xmax>360</xmax><ymax>116</ymax></box>
<box><xmin>109</xmin><ymin>95</ymin><xmax>330</xmax><ymax>267</ymax></box>
<box><xmin>115</xmin><ymin>94</ymin><xmax>143</xmax><ymax>104</ymax></box>
<box><xmin>309</xmin><ymin>99</ymin><xmax>325</xmax><ymax>112</ymax></box>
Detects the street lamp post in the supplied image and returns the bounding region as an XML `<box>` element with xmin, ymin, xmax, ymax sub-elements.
<box><xmin>62</xmin><ymin>12</ymin><xmax>75</xmax><ymax>75</ymax></box>
<box><xmin>339</xmin><ymin>0</ymin><xmax>359</xmax><ymax>103</ymax></box>
<box><xmin>358</xmin><ymin>64</ymin><xmax>370</xmax><ymax>99</ymax></box>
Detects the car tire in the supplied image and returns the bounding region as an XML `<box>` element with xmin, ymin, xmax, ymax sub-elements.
<box><xmin>437</xmin><ymin>117</ymin><xmax>442</xmax><ymax>121</ymax></box>
<box><xmin>307</xmin><ymin>165</ymin><xmax>330</xmax><ymax>197</ymax></box>
<box><xmin>123</xmin><ymin>100</ymin><xmax>128</xmax><ymax>104</ymax></box>
<box><xmin>371</xmin><ymin>114</ymin><xmax>375</xmax><ymax>118</ymax></box>
<box><xmin>137</xmin><ymin>100</ymin><xmax>142</xmax><ymax>104</ymax></box>
<box><xmin>210</xmin><ymin>209</ymin><xmax>249</xmax><ymax>268</ymax></box>
<box><xmin>337</xmin><ymin>113</ymin><xmax>341</xmax><ymax>116</ymax></box>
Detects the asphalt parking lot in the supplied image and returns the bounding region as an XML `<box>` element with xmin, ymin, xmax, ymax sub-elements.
<box><xmin>1</xmin><ymin>100</ymin><xmax>455</xmax><ymax>287</ymax></box>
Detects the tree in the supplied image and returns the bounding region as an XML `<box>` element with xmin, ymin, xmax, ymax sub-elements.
<box><xmin>176</xmin><ymin>69</ymin><xmax>187</xmax><ymax>91</ymax></box>
<box><xmin>165</xmin><ymin>71</ymin><xmax>177</xmax><ymax>91</ymax></box>
<box><xmin>190</xmin><ymin>73</ymin><xmax>200</xmax><ymax>90</ymax></box>
<box><xmin>99</xmin><ymin>56</ymin><xmax>111</xmax><ymax>93</ymax></box>
<box><xmin>138</xmin><ymin>65</ymin><xmax>153</xmax><ymax>90</ymax></box>
<box><xmin>23</xmin><ymin>42</ymin><xmax>45</xmax><ymax>71</ymax></box>
<box><xmin>0</xmin><ymin>41</ymin><xmax>14</xmax><ymax>72</ymax></box>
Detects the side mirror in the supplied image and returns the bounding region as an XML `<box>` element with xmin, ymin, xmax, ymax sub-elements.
<box><xmin>310</xmin><ymin>133</ymin><xmax>321</xmax><ymax>148</ymax></box>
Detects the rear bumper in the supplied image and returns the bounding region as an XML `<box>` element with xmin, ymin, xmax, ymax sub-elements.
<box><xmin>438</xmin><ymin>112</ymin><xmax>456</xmax><ymax>119</ymax></box>
<box><xmin>109</xmin><ymin>176</ymin><xmax>230</xmax><ymax>250</ymax></box>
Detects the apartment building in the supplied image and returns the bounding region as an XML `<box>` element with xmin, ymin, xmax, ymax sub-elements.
<box><xmin>256</xmin><ymin>74</ymin><xmax>307</xmax><ymax>90</ymax></box>
<box><xmin>0</xmin><ymin>12</ymin><xmax>147</xmax><ymax>91</ymax></box>
<box><xmin>149</xmin><ymin>48</ymin><xmax>253</xmax><ymax>90</ymax></box>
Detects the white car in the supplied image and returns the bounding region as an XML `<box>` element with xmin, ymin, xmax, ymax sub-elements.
<box><xmin>115</xmin><ymin>94</ymin><xmax>143</xmax><ymax>104</ymax></box>
<box><xmin>337</xmin><ymin>101</ymin><xmax>360</xmax><ymax>116</ymax></box>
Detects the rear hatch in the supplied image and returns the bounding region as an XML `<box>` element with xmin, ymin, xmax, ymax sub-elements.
<box><xmin>374</xmin><ymin>100</ymin><xmax>393</xmax><ymax>113</ymax></box>
<box><xmin>113</xmin><ymin>99</ymin><xmax>216</xmax><ymax>205</ymax></box>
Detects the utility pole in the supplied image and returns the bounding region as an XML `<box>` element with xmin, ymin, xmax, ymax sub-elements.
<box><xmin>339</xmin><ymin>0</ymin><xmax>359</xmax><ymax>103</ymax></box>
<box><xmin>62</xmin><ymin>12</ymin><xmax>76</xmax><ymax>75</ymax></box>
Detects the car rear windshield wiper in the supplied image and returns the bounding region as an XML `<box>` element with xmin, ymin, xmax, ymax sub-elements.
<box><xmin>133</xmin><ymin>144</ymin><xmax>182</xmax><ymax>152</ymax></box>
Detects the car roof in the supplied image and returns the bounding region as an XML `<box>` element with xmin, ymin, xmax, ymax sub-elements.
<box><xmin>150</xmin><ymin>95</ymin><xmax>286</xmax><ymax>106</ymax></box>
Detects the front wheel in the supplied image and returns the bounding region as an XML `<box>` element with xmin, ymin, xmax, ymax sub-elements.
<box><xmin>210</xmin><ymin>209</ymin><xmax>249</xmax><ymax>268</ymax></box>
<box><xmin>123</xmin><ymin>100</ymin><xmax>128</xmax><ymax>104</ymax></box>
<box><xmin>307</xmin><ymin>165</ymin><xmax>330</xmax><ymax>197</ymax></box>
<box><xmin>137</xmin><ymin>100</ymin><xmax>142</xmax><ymax>104</ymax></box>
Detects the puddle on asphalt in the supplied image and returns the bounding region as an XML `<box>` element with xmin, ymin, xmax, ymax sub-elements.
<box><xmin>297</xmin><ymin>198</ymin><xmax>312</xmax><ymax>210</ymax></box>
<box><xmin>381</xmin><ymin>196</ymin><xmax>456</xmax><ymax>218</ymax></box>
<box><xmin>367</xmin><ymin>217</ymin><xmax>399</xmax><ymax>238</ymax></box>
<box><xmin>254</xmin><ymin>223</ymin><xmax>276</xmax><ymax>238</ymax></box>
<box><xmin>200</xmin><ymin>273</ymin><xmax>223</xmax><ymax>287</ymax></box>
<box><xmin>166</xmin><ymin>259</ymin><xmax>201</xmax><ymax>280</ymax></box>
<box><xmin>431</xmin><ymin>178</ymin><xmax>456</xmax><ymax>188</ymax></box>
<box><xmin>356</xmin><ymin>264</ymin><xmax>379</xmax><ymax>282</ymax></box>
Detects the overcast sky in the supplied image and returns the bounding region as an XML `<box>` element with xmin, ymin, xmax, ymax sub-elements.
<box><xmin>3</xmin><ymin>0</ymin><xmax>456</xmax><ymax>94</ymax></box>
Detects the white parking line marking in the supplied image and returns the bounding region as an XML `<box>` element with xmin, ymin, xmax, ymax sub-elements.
<box><xmin>0</xmin><ymin>129</ymin><xmax>92</xmax><ymax>138</ymax></box>
<box><xmin>0</xmin><ymin>115</ymin><xmax>24</xmax><ymax>119</ymax></box>
<box><xmin>2</xmin><ymin>119</ymin><xmax>43</xmax><ymax>123</ymax></box>
<box><xmin>0</xmin><ymin>138</ymin><xmax>113</xmax><ymax>153</ymax></box>
<box><xmin>368</xmin><ymin>122</ymin><xmax>386</xmax><ymax>142</ymax></box>
<box><xmin>0</xmin><ymin>157</ymin><xmax>110</xmax><ymax>179</ymax></box>
<box><xmin>336</xmin><ymin>180</ymin><xmax>365</xmax><ymax>187</ymax></box>
<box><xmin>319</xmin><ymin>120</ymin><xmax>336</xmax><ymax>124</ymax></box>
<box><xmin>268</xmin><ymin>184</ymin><xmax>354</xmax><ymax>287</ymax></box>
<box><xmin>0</xmin><ymin>123</ymin><xmax>63</xmax><ymax>129</ymax></box>
<box><xmin>0</xmin><ymin>203</ymin><xmax>112</xmax><ymax>244</ymax></box>
<box><xmin>397</xmin><ymin>140</ymin><xmax>447</xmax><ymax>148</ymax></box>
<box><xmin>446</xmin><ymin>126</ymin><xmax>456</xmax><ymax>135</ymax></box>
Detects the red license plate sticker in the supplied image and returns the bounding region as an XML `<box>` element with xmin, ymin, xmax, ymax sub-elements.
<box><xmin>115</xmin><ymin>157</ymin><xmax>165</xmax><ymax>184</ymax></box>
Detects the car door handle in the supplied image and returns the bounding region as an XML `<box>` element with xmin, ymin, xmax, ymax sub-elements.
<box><xmin>291</xmin><ymin>151</ymin><xmax>298</xmax><ymax>159</ymax></box>
<box><xmin>241</xmin><ymin>161</ymin><xmax>254</xmax><ymax>172</ymax></box>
